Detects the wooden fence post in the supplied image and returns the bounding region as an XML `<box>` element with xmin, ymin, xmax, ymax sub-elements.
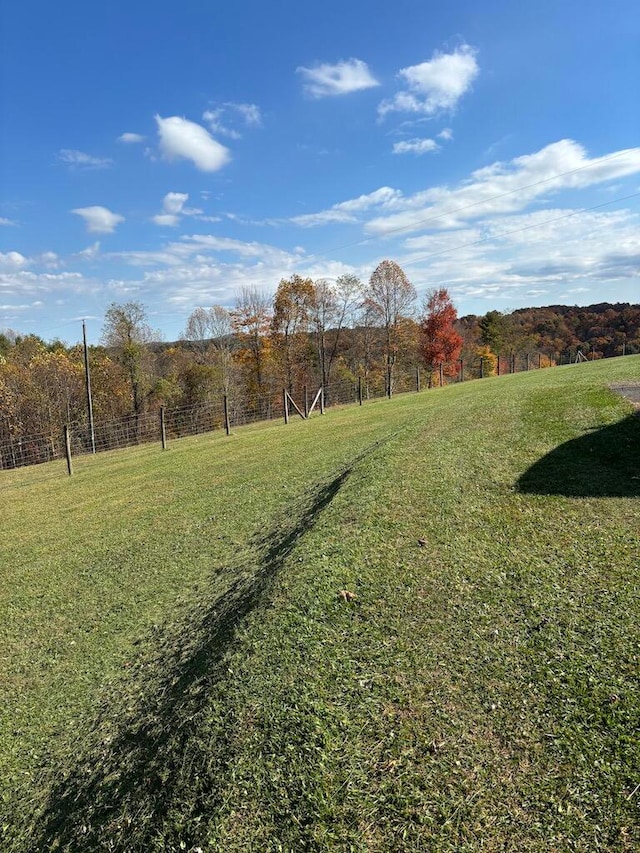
<box><xmin>526</xmin><ymin>353</ymin><xmax>530</xmax><ymax>371</ymax></box>
<box><xmin>64</xmin><ymin>424</ymin><xmax>73</xmax><ymax>476</ymax></box>
<box><xmin>358</xmin><ymin>376</ymin><xmax>363</xmax><ymax>406</ymax></box>
<box><xmin>283</xmin><ymin>388</ymin><xmax>289</xmax><ymax>424</ymax></box>
<box><xmin>303</xmin><ymin>385</ymin><xmax>308</xmax><ymax>418</ymax></box>
<box><xmin>320</xmin><ymin>387</ymin><xmax>325</xmax><ymax>414</ymax></box>
<box><xmin>387</xmin><ymin>365</ymin><xmax>392</xmax><ymax>399</ymax></box>
<box><xmin>439</xmin><ymin>362</ymin><xmax>444</xmax><ymax>387</ymax></box>
<box><xmin>223</xmin><ymin>394</ymin><xmax>230</xmax><ymax>435</ymax></box>
<box><xmin>460</xmin><ymin>359</ymin><xmax>464</xmax><ymax>382</ymax></box>
<box><xmin>538</xmin><ymin>353</ymin><xmax>542</xmax><ymax>369</ymax></box>
<box><xmin>497</xmin><ymin>355</ymin><xmax>501</xmax><ymax>376</ymax></box>
<box><xmin>480</xmin><ymin>357</ymin><xmax>484</xmax><ymax>379</ymax></box>
<box><xmin>160</xmin><ymin>406</ymin><xmax>167</xmax><ymax>450</ymax></box>
<box><xmin>416</xmin><ymin>367</ymin><xmax>420</xmax><ymax>392</ymax></box>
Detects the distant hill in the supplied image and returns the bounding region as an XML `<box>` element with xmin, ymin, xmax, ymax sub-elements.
<box><xmin>459</xmin><ymin>301</ymin><xmax>640</xmax><ymax>358</ymax></box>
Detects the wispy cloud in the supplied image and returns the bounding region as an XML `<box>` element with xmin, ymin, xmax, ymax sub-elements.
<box><xmin>379</xmin><ymin>44</ymin><xmax>478</xmax><ymax>118</ymax></box>
<box><xmin>297</xmin><ymin>58</ymin><xmax>379</xmax><ymax>98</ymax></box>
<box><xmin>117</xmin><ymin>132</ymin><xmax>145</xmax><ymax>144</ymax></box>
<box><xmin>365</xmin><ymin>140</ymin><xmax>640</xmax><ymax>235</ymax></box>
<box><xmin>291</xmin><ymin>186</ymin><xmax>404</xmax><ymax>227</ymax></box>
<box><xmin>0</xmin><ymin>217</ymin><xmax>16</xmax><ymax>226</ymax></box>
<box><xmin>75</xmin><ymin>241</ymin><xmax>101</xmax><ymax>260</ymax></box>
<box><xmin>392</xmin><ymin>138</ymin><xmax>440</xmax><ymax>155</ymax></box>
<box><xmin>57</xmin><ymin>149</ymin><xmax>114</xmax><ymax>170</ymax></box>
<box><xmin>203</xmin><ymin>102</ymin><xmax>263</xmax><ymax>139</ymax></box>
<box><xmin>71</xmin><ymin>206</ymin><xmax>125</xmax><ymax>234</ymax></box>
<box><xmin>155</xmin><ymin>115</ymin><xmax>231</xmax><ymax>172</ymax></box>
<box><xmin>102</xmin><ymin>235</ymin><xmax>359</xmax><ymax>310</ymax></box>
<box><xmin>403</xmin><ymin>208</ymin><xmax>640</xmax><ymax>305</ymax></box>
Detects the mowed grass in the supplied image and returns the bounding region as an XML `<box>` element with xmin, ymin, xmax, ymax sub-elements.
<box><xmin>1</xmin><ymin>358</ymin><xmax>639</xmax><ymax>851</ymax></box>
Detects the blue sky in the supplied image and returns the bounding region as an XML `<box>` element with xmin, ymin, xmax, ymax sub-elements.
<box><xmin>1</xmin><ymin>0</ymin><xmax>639</xmax><ymax>344</ymax></box>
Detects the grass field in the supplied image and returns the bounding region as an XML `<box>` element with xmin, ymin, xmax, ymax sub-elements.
<box><xmin>1</xmin><ymin>358</ymin><xmax>639</xmax><ymax>851</ymax></box>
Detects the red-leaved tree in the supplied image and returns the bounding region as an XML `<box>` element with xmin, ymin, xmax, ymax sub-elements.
<box><xmin>419</xmin><ymin>288</ymin><xmax>463</xmax><ymax>382</ymax></box>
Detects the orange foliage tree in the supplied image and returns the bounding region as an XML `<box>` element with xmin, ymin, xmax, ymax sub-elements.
<box><xmin>419</xmin><ymin>288</ymin><xmax>463</xmax><ymax>382</ymax></box>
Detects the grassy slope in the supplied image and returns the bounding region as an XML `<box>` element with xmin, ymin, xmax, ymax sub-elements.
<box><xmin>1</xmin><ymin>358</ymin><xmax>639</xmax><ymax>851</ymax></box>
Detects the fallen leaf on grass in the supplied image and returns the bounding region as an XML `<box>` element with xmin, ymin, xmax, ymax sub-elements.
<box><xmin>338</xmin><ymin>590</ymin><xmax>357</xmax><ymax>602</ymax></box>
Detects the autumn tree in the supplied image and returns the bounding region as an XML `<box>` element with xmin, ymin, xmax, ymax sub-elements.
<box><xmin>419</xmin><ymin>288</ymin><xmax>463</xmax><ymax>383</ymax></box>
<box><xmin>476</xmin><ymin>345</ymin><xmax>497</xmax><ymax>376</ymax></box>
<box><xmin>270</xmin><ymin>275</ymin><xmax>315</xmax><ymax>392</ymax></box>
<box><xmin>101</xmin><ymin>302</ymin><xmax>156</xmax><ymax>415</ymax></box>
<box><xmin>231</xmin><ymin>286</ymin><xmax>272</xmax><ymax>402</ymax></box>
<box><xmin>0</xmin><ymin>337</ymin><xmax>84</xmax><ymax>443</ymax></box>
<box><xmin>365</xmin><ymin>260</ymin><xmax>416</xmax><ymax>394</ymax></box>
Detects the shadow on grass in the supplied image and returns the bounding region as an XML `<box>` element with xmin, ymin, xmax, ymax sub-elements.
<box><xmin>518</xmin><ymin>413</ymin><xmax>640</xmax><ymax>497</ymax></box>
<box><xmin>22</xmin><ymin>464</ymin><xmax>355</xmax><ymax>852</ymax></box>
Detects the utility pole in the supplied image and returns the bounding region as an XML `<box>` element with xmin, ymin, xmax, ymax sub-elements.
<box><xmin>83</xmin><ymin>320</ymin><xmax>96</xmax><ymax>454</ymax></box>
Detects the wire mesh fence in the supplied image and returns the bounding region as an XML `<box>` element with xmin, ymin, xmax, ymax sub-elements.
<box><xmin>0</xmin><ymin>351</ymin><xmax>617</xmax><ymax>475</ymax></box>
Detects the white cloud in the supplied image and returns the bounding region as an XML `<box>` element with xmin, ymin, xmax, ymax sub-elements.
<box><xmin>155</xmin><ymin>115</ymin><xmax>231</xmax><ymax>172</ymax></box>
<box><xmin>288</xmin><ymin>141</ymin><xmax>640</xmax><ymax>237</ymax></box>
<box><xmin>0</xmin><ymin>217</ymin><xmax>16</xmax><ymax>226</ymax></box>
<box><xmin>38</xmin><ymin>251</ymin><xmax>60</xmax><ymax>269</ymax></box>
<box><xmin>0</xmin><ymin>251</ymin><xmax>28</xmax><ymax>271</ymax></box>
<box><xmin>379</xmin><ymin>44</ymin><xmax>478</xmax><ymax>118</ymax></box>
<box><xmin>152</xmin><ymin>192</ymin><xmax>189</xmax><ymax>226</ymax></box>
<box><xmin>365</xmin><ymin>140</ymin><xmax>640</xmax><ymax>235</ymax></box>
<box><xmin>117</xmin><ymin>132</ymin><xmax>145</xmax><ymax>144</ymax></box>
<box><xmin>291</xmin><ymin>186</ymin><xmax>405</xmax><ymax>227</ymax></box>
<box><xmin>336</xmin><ymin>186</ymin><xmax>405</xmax><ymax>213</ymax></box>
<box><xmin>101</xmin><ymin>234</ymin><xmax>361</xmax><ymax>311</ymax></box>
<box><xmin>71</xmin><ymin>206</ymin><xmax>125</xmax><ymax>234</ymax></box>
<box><xmin>0</xmin><ymin>270</ymin><xmax>89</xmax><ymax>309</ymax></box>
<box><xmin>393</xmin><ymin>138</ymin><xmax>440</xmax><ymax>155</ymax></box>
<box><xmin>58</xmin><ymin>149</ymin><xmax>113</xmax><ymax>169</ymax></box>
<box><xmin>153</xmin><ymin>214</ymin><xmax>181</xmax><ymax>227</ymax></box>
<box><xmin>400</xmin><ymin>207</ymin><xmax>640</xmax><ymax>306</ymax></box>
<box><xmin>297</xmin><ymin>58</ymin><xmax>379</xmax><ymax>98</ymax></box>
<box><xmin>152</xmin><ymin>192</ymin><xmax>203</xmax><ymax>226</ymax></box>
<box><xmin>438</xmin><ymin>128</ymin><xmax>453</xmax><ymax>141</ymax></box>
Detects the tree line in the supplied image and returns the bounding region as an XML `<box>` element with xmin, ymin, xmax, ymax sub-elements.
<box><xmin>1</xmin><ymin>258</ymin><xmax>638</xmax><ymax>447</ymax></box>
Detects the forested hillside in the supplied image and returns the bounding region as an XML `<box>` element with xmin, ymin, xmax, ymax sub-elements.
<box><xmin>459</xmin><ymin>302</ymin><xmax>640</xmax><ymax>362</ymax></box>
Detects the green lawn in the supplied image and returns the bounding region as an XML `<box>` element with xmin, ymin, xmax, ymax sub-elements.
<box><xmin>1</xmin><ymin>358</ymin><xmax>639</xmax><ymax>851</ymax></box>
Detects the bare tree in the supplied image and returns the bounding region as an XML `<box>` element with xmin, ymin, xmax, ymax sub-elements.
<box><xmin>365</xmin><ymin>261</ymin><xmax>416</xmax><ymax>395</ymax></box>
<box><xmin>183</xmin><ymin>305</ymin><xmax>235</xmax><ymax>393</ymax></box>
<box><xmin>311</xmin><ymin>274</ymin><xmax>362</xmax><ymax>389</ymax></box>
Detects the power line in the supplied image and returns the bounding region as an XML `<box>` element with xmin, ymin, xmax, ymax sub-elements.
<box><xmin>397</xmin><ymin>191</ymin><xmax>640</xmax><ymax>270</ymax></box>
<box><xmin>309</xmin><ymin>148</ymin><xmax>639</xmax><ymax>259</ymax></box>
